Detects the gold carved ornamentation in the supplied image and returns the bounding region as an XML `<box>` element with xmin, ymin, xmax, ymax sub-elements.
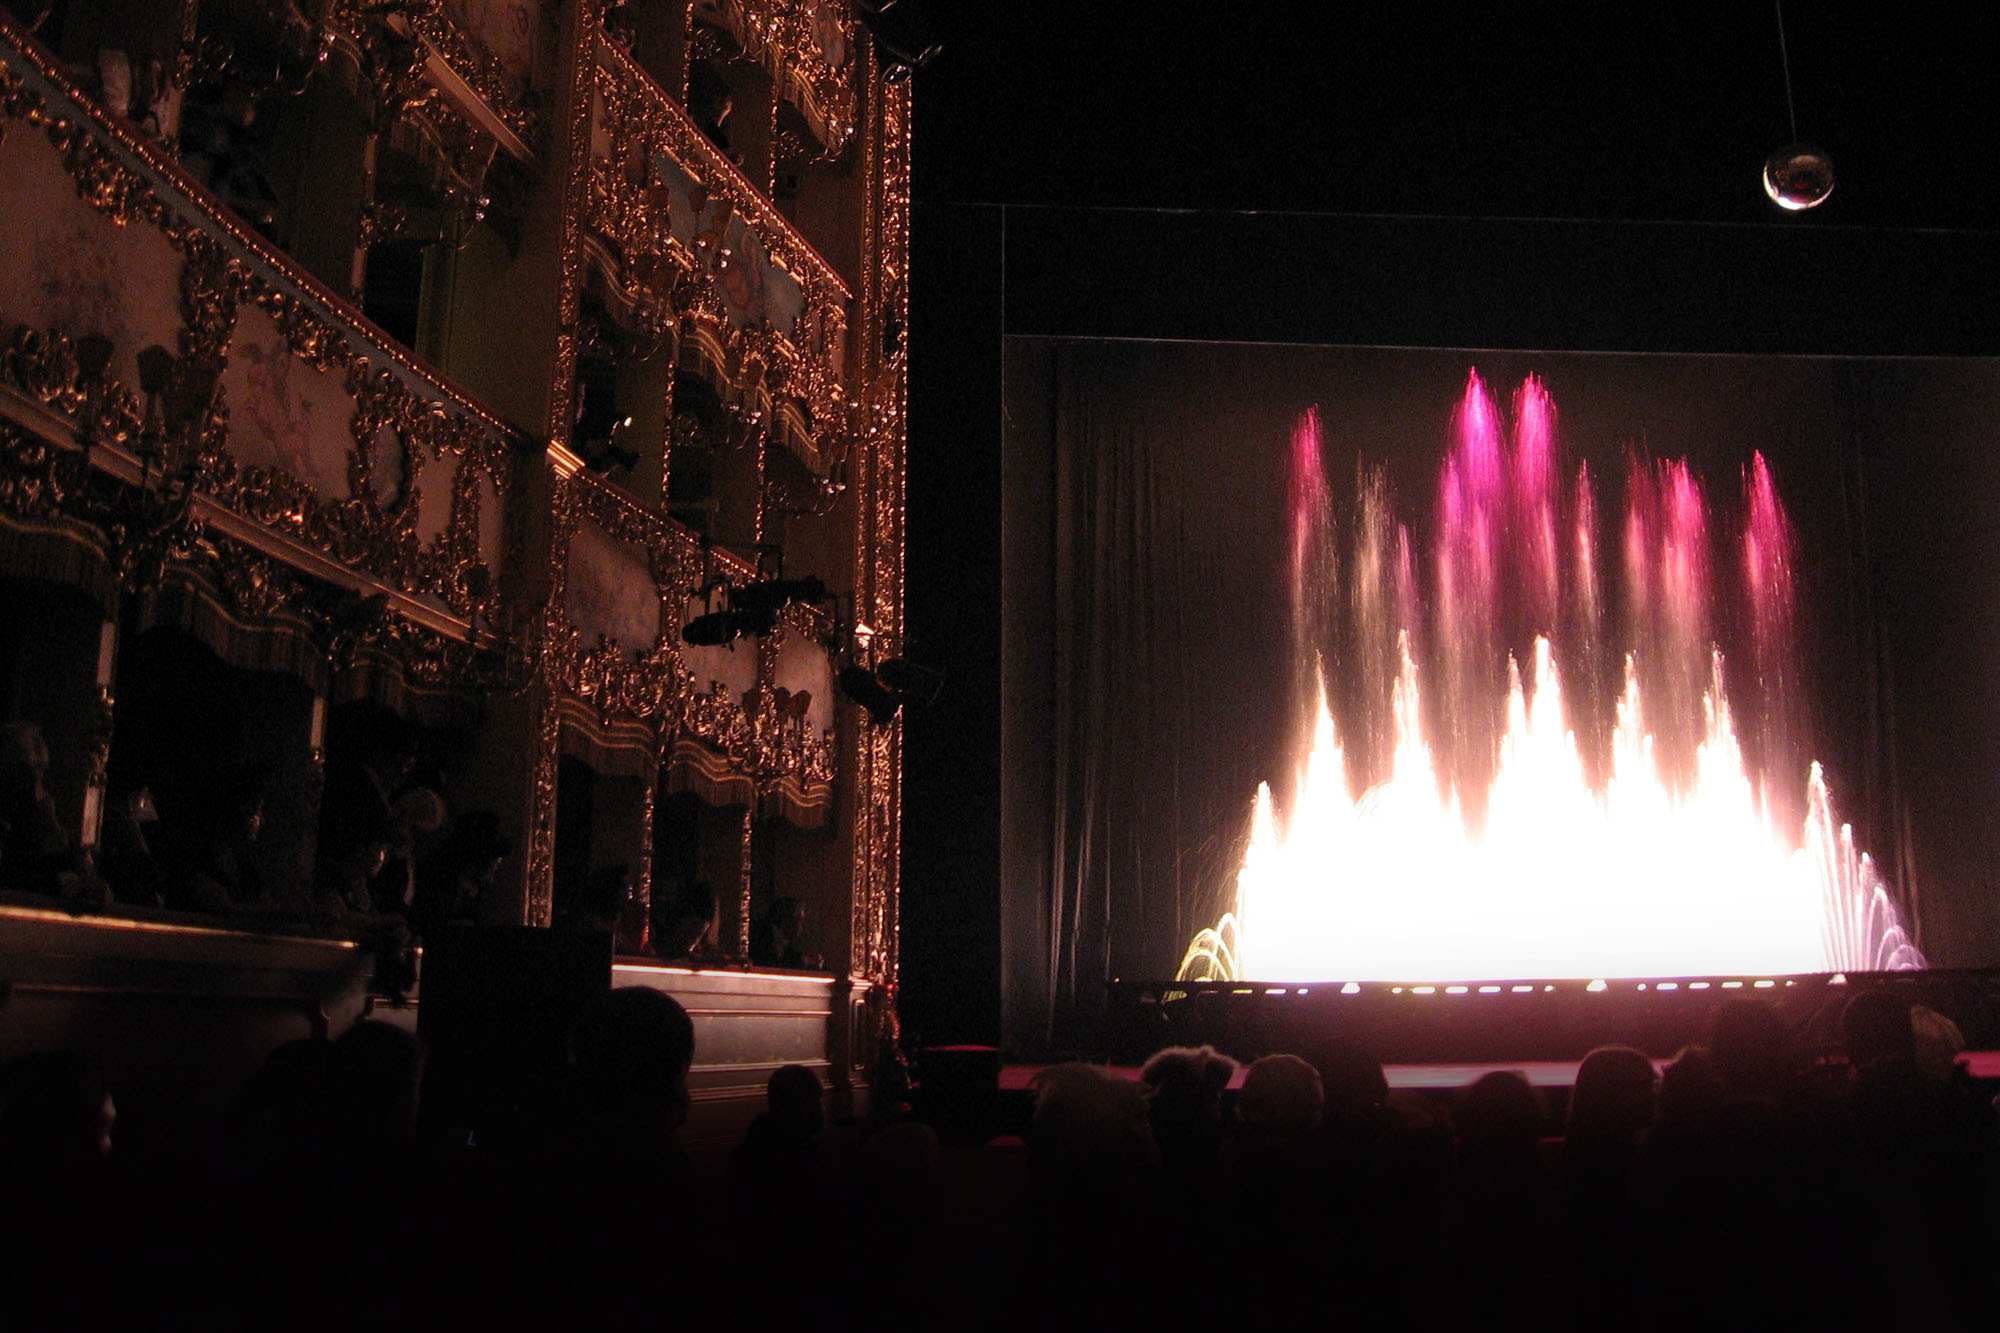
<box><xmin>173</xmin><ymin>537</ymin><xmax>521</xmax><ymax>695</ymax></box>
<box><xmin>592</xmin><ymin>40</ymin><xmax>851</xmax><ymax>482</ymax></box>
<box><xmin>842</xmin><ymin>66</ymin><xmax>907</xmax><ymax>988</ymax></box>
<box><xmin>735</xmin><ymin>804</ymin><xmax>754</xmax><ymax>959</ymax></box>
<box><xmin>693</xmin><ymin>0</ymin><xmax>856</xmax><ymax>155</ymax></box>
<box><xmin>526</xmin><ymin>672</ymin><xmax>564</xmax><ymax>927</ymax></box>
<box><xmin>0</xmin><ymin>402</ymin><xmax>204</xmax><ymax>598</ymax></box>
<box><xmin>1</xmin><ymin>25</ymin><xmax>522</xmax><ymax>436</ymax></box>
<box><xmin>390</xmin><ymin>0</ymin><xmax>545</xmax><ymax>149</ymax></box>
<box><xmin>551</xmin><ymin>469</ymin><xmax>687</xmax><ymax>725</ymax></box>
<box><xmin>85</xmin><ymin>683</ymin><xmax>115</xmax><ymax>790</ymax></box>
<box><xmin>544</xmin><ymin>0</ymin><xmax>600</xmax><ymax>451</ymax></box>
<box><xmin>1</xmin><ymin>37</ymin><xmax>525</xmax><ymax>628</ymax></box>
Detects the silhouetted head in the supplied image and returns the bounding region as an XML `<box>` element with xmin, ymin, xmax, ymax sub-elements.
<box><xmin>331</xmin><ymin>1020</ymin><xmax>424</xmax><ymax>1145</ymax></box>
<box><xmin>1030</xmin><ymin>1063</ymin><xmax>1157</xmax><ymax>1184</ymax></box>
<box><xmin>1457</xmin><ymin>1069</ymin><xmax>1545</xmax><ymax>1150</ymax></box>
<box><xmin>1236</xmin><ymin>1053</ymin><xmax>1324</xmax><ymax>1140</ymax></box>
<box><xmin>1708</xmin><ymin>998</ymin><xmax>1794</xmax><ymax>1100</ymax></box>
<box><xmin>1565</xmin><ymin>1045</ymin><xmax>1657</xmax><ymax>1147</ymax></box>
<box><xmin>1908</xmin><ymin>1003</ymin><xmax>1966</xmax><ymax>1081</ymax></box>
<box><xmin>1140</xmin><ymin>1045</ymin><xmax>1237</xmax><ymax>1125</ymax></box>
<box><xmin>565</xmin><ymin>864</ymin><xmax>632</xmax><ymax>930</ymax></box>
<box><xmin>446</xmin><ymin>810</ymin><xmax>512</xmax><ymax>873</ymax></box>
<box><xmin>653</xmin><ymin>879</ymin><xmax>718</xmax><ymax>957</ymax></box>
<box><xmin>1656</xmin><ymin>1044</ymin><xmax>1727</xmax><ymax>1136</ymax></box>
<box><xmin>570</xmin><ymin>987</ymin><xmax>697</xmax><ymax>1128</ymax></box>
<box><xmin>766</xmin><ymin>1064</ymin><xmax>825</xmax><ymax>1136</ymax></box>
<box><xmin>1840</xmin><ymin>988</ymin><xmax>1915</xmax><ymax>1071</ymax></box>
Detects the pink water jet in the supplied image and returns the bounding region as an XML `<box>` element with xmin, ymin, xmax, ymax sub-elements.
<box><xmin>1181</xmin><ymin>372</ymin><xmax>1924</xmax><ymax>983</ymax></box>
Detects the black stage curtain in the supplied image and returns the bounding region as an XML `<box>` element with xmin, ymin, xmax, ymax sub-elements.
<box><xmin>1001</xmin><ymin>338</ymin><xmax>2000</xmax><ymax>1056</ymax></box>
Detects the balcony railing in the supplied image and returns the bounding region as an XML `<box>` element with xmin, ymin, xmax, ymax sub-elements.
<box><xmin>591</xmin><ymin>38</ymin><xmax>851</xmax><ymax>481</ymax></box>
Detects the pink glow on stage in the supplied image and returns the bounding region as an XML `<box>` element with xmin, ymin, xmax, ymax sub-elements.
<box><xmin>1180</xmin><ymin>372</ymin><xmax>1923</xmax><ymax>984</ymax></box>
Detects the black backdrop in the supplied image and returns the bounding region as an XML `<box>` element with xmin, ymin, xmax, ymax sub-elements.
<box><xmin>996</xmin><ymin>338</ymin><xmax>2000</xmax><ymax>1053</ymax></box>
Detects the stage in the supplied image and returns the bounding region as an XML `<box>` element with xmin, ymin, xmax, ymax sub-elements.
<box><xmin>997</xmin><ymin>1051</ymin><xmax>2000</xmax><ymax>1095</ymax></box>
<box><xmin>1102</xmin><ymin>968</ymin><xmax>2000</xmax><ymax>1066</ymax></box>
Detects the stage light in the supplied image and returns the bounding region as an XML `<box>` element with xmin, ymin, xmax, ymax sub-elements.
<box><xmin>1511</xmin><ymin>985</ymin><xmax>1534</xmax><ymax>993</ymax></box>
<box><xmin>681</xmin><ymin>606</ymin><xmax>776</xmax><ymax>647</ymax></box>
<box><xmin>1446</xmin><ymin>985</ymin><xmax>1468</xmax><ymax>994</ymax></box>
<box><xmin>1763</xmin><ymin>145</ymin><xmax>1834</xmax><ymax>211</ymax></box>
<box><xmin>1658</xmin><ymin>982</ymin><xmax>1679</xmax><ymax>991</ymax></box>
<box><xmin>730</xmin><ymin>575</ymin><xmax>830</xmax><ymax>614</ymax></box>
<box><xmin>682</xmin><ymin>575</ymin><xmax>828</xmax><ymax>647</ymax></box>
<box><xmin>1763</xmin><ymin>4</ymin><xmax>1834</xmax><ymax>211</ymax></box>
<box><xmin>838</xmin><ymin>664</ymin><xmax>901</xmax><ymax>722</ymax></box>
<box><xmin>1341</xmin><ymin>982</ymin><xmax>1361</xmax><ymax>994</ymax></box>
<box><xmin>1753</xmin><ymin>979</ymin><xmax>1776</xmax><ymax>989</ymax></box>
<box><xmin>876</xmin><ymin>657</ymin><xmax>943</xmax><ymax>706</ymax></box>
<box><xmin>838</xmin><ymin>657</ymin><xmax>943</xmax><ymax>723</ymax></box>
<box><xmin>1478</xmin><ymin>985</ymin><xmax>1501</xmax><ymax>994</ymax></box>
<box><xmin>1587</xmin><ymin>979</ymin><xmax>1607</xmax><ymax>992</ymax></box>
<box><xmin>1689</xmin><ymin>981</ymin><xmax>1711</xmax><ymax>990</ymax></box>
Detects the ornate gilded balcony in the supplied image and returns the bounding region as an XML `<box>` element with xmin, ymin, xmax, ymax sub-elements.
<box><xmin>590</xmin><ymin>37</ymin><xmax>852</xmax><ymax>483</ymax></box>
<box><xmin>692</xmin><ymin>0</ymin><xmax>858</xmax><ymax>156</ymax></box>
<box><xmin>552</xmin><ymin>465</ymin><xmax>835</xmax><ymax>823</ymax></box>
<box><xmin>328</xmin><ymin>0</ymin><xmax>548</xmax><ymax>160</ymax></box>
<box><xmin>0</xmin><ymin>22</ymin><xmax>529</xmax><ymax>686</ymax></box>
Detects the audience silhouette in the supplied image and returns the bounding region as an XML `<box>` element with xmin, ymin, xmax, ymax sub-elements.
<box><xmin>1</xmin><ymin>991</ymin><xmax>1993</xmax><ymax>1325</ymax></box>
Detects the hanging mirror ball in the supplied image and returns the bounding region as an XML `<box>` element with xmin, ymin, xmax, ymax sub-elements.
<box><xmin>1763</xmin><ymin>143</ymin><xmax>1835</xmax><ymax>210</ymax></box>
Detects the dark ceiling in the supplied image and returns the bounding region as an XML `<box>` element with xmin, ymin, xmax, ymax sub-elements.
<box><xmin>911</xmin><ymin>3</ymin><xmax>2000</xmax><ymax>231</ymax></box>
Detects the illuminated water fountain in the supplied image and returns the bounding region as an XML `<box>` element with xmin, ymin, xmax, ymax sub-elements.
<box><xmin>1181</xmin><ymin>373</ymin><xmax>1924</xmax><ymax>983</ymax></box>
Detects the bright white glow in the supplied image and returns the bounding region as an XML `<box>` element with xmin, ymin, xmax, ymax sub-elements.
<box><xmin>1226</xmin><ymin>639</ymin><xmax>1917</xmax><ymax>983</ymax></box>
